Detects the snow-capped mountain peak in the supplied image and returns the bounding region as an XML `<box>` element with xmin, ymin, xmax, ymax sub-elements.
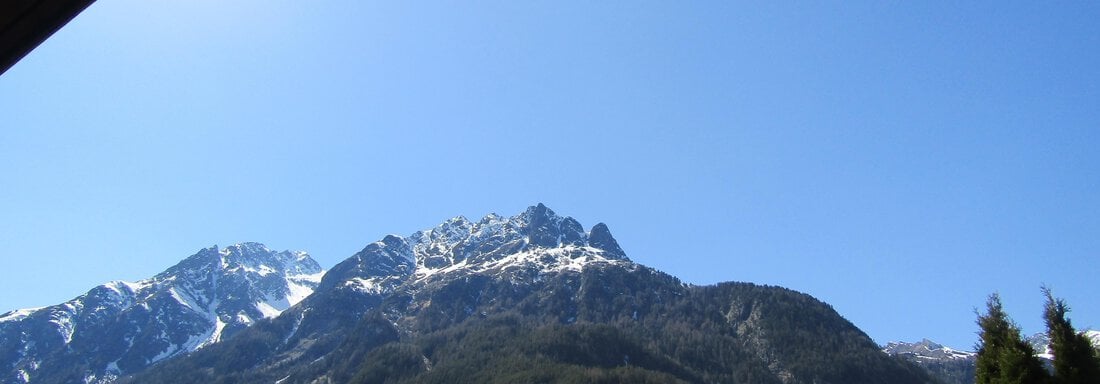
<box><xmin>0</xmin><ymin>243</ymin><xmax>325</xmax><ymax>384</ymax></box>
<box><xmin>318</xmin><ymin>203</ymin><xmax>633</xmax><ymax>300</ymax></box>
<box><xmin>404</xmin><ymin>203</ymin><xmax>629</xmax><ymax>278</ymax></box>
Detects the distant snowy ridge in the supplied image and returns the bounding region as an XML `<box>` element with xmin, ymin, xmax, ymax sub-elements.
<box><xmin>883</xmin><ymin>339</ymin><xmax>975</xmax><ymax>360</ymax></box>
<box><xmin>884</xmin><ymin>339</ymin><xmax>977</xmax><ymax>384</ymax></box>
<box><xmin>884</xmin><ymin>330</ymin><xmax>1100</xmax><ymax>363</ymax></box>
<box><xmin>889</xmin><ymin>332</ymin><xmax>1100</xmax><ymax>384</ymax></box>
<box><xmin>1087</xmin><ymin>330</ymin><xmax>1100</xmax><ymax>346</ymax></box>
<box><xmin>0</xmin><ymin>243</ymin><xmax>324</xmax><ymax>384</ymax></box>
<box><xmin>1027</xmin><ymin>330</ymin><xmax>1100</xmax><ymax>360</ymax></box>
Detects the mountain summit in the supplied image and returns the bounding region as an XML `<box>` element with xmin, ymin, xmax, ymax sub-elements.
<box><xmin>324</xmin><ymin>202</ymin><xmax>629</xmax><ymax>294</ymax></box>
<box><xmin>0</xmin><ymin>243</ymin><xmax>323</xmax><ymax>384</ymax></box>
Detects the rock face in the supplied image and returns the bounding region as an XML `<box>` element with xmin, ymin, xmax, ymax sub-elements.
<box><xmin>129</xmin><ymin>204</ymin><xmax>939</xmax><ymax>384</ymax></box>
<box><xmin>0</xmin><ymin>243</ymin><xmax>323</xmax><ymax>384</ymax></box>
<box><xmin>317</xmin><ymin>204</ymin><xmax>629</xmax><ymax>297</ymax></box>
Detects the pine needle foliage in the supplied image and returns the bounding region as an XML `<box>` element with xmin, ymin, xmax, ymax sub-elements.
<box><xmin>974</xmin><ymin>293</ymin><xmax>1049</xmax><ymax>384</ymax></box>
<box><xmin>1042</xmin><ymin>287</ymin><xmax>1100</xmax><ymax>384</ymax></box>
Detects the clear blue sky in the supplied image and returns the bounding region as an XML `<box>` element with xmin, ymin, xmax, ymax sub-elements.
<box><xmin>3</xmin><ymin>1</ymin><xmax>1098</xmax><ymax>350</ymax></box>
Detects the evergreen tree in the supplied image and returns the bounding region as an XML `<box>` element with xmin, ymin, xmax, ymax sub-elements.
<box><xmin>1042</xmin><ymin>287</ymin><xmax>1100</xmax><ymax>384</ymax></box>
<box><xmin>975</xmin><ymin>293</ymin><xmax>1049</xmax><ymax>384</ymax></box>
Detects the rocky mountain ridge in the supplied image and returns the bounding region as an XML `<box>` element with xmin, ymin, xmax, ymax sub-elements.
<box><xmin>0</xmin><ymin>243</ymin><xmax>323</xmax><ymax>384</ymax></box>
<box><xmin>883</xmin><ymin>339</ymin><xmax>975</xmax><ymax>361</ymax></box>
<box><xmin>321</xmin><ymin>203</ymin><xmax>629</xmax><ymax>298</ymax></box>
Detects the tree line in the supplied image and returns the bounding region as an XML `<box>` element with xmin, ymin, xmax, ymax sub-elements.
<box><xmin>976</xmin><ymin>287</ymin><xmax>1100</xmax><ymax>384</ymax></box>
